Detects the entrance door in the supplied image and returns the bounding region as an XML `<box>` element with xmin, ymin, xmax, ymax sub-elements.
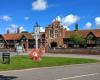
<box><xmin>23</xmin><ymin>44</ymin><xmax>26</xmax><ymax>49</ymax></box>
<box><xmin>22</xmin><ymin>42</ymin><xmax>27</xmax><ymax>51</ymax></box>
<box><xmin>51</xmin><ymin>42</ymin><xmax>57</xmax><ymax>48</ymax></box>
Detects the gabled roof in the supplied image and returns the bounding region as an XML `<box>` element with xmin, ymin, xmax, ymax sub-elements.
<box><xmin>3</xmin><ymin>34</ymin><xmax>20</xmax><ymax>40</ymax></box>
<box><xmin>3</xmin><ymin>32</ymin><xmax>33</xmax><ymax>40</ymax></box>
<box><xmin>0</xmin><ymin>34</ymin><xmax>7</xmax><ymax>44</ymax></box>
<box><xmin>90</xmin><ymin>29</ymin><xmax>100</xmax><ymax>37</ymax></box>
<box><xmin>20</xmin><ymin>33</ymin><xmax>33</xmax><ymax>39</ymax></box>
<box><xmin>52</xmin><ymin>20</ymin><xmax>60</xmax><ymax>25</ymax></box>
<box><xmin>65</xmin><ymin>29</ymin><xmax>100</xmax><ymax>38</ymax></box>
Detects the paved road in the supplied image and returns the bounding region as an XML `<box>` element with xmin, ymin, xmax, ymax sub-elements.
<box><xmin>0</xmin><ymin>63</ymin><xmax>100</xmax><ymax>80</ymax></box>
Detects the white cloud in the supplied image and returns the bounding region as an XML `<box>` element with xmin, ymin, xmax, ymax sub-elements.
<box><xmin>6</xmin><ymin>24</ymin><xmax>18</xmax><ymax>33</ymax></box>
<box><xmin>32</xmin><ymin>0</ymin><xmax>48</xmax><ymax>11</ymax></box>
<box><xmin>0</xmin><ymin>15</ymin><xmax>11</xmax><ymax>21</ymax></box>
<box><xmin>95</xmin><ymin>17</ymin><xmax>100</xmax><ymax>28</ymax></box>
<box><xmin>40</xmin><ymin>27</ymin><xmax>45</xmax><ymax>32</ymax></box>
<box><xmin>6</xmin><ymin>24</ymin><xmax>25</xmax><ymax>34</ymax></box>
<box><xmin>6</xmin><ymin>27</ymin><xmax>14</xmax><ymax>34</ymax></box>
<box><xmin>19</xmin><ymin>26</ymin><xmax>25</xmax><ymax>33</ymax></box>
<box><xmin>24</xmin><ymin>17</ymin><xmax>29</xmax><ymax>20</ymax></box>
<box><xmin>53</xmin><ymin>14</ymin><xmax>80</xmax><ymax>31</ymax></box>
<box><xmin>63</xmin><ymin>26</ymin><xmax>70</xmax><ymax>31</ymax></box>
<box><xmin>85</xmin><ymin>22</ymin><xmax>92</xmax><ymax>29</ymax></box>
<box><xmin>10</xmin><ymin>24</ymin><xmax>18</xmax><ymax>28</ymax></box>
<box><xmin>62</xmin><ymin>14</ymin><xmax>80</xmax><ymax>26</ymax></box>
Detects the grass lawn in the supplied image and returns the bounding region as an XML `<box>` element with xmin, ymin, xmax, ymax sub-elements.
<box><xmin>0</xmin><ymin>55</ymin><xmax>99</xmax><ymax>71</ymax></box>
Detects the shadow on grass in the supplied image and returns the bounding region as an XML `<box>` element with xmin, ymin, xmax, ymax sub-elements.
<box><xmin>0</xmin><ymin>75</ymin><xmax>17</xmax><ymax>80</ymax></box>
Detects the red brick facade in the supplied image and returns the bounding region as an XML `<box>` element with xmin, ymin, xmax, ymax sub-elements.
<box><xmin>45</xmin><ymin>21</ymin><xmax>100</xmax><ymax>50</ymax></box>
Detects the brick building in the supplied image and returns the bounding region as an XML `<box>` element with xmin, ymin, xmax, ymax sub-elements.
<box><xmin>45</xmin><ymin>20</ymin><xmax>65</xmax><ymax>49</ymax></box>
<box><xmin>0</xmin><ymin>20</ymin><xmax>100</xmax><ymax>52</ymax></box>
<box><xmin>45</xmin><ymin>20</ymin><xmax>100</xmax><ymax>49</ymax></box>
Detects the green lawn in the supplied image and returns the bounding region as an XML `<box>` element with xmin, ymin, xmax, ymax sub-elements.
<box><xmin>0</xmin><ymin>55</ymin><xmax>99</xmax><ymax>71</ymax></box>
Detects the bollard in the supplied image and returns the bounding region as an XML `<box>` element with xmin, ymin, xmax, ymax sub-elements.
<box><xmin>2</xmin><ymin>53</ymin><xmax>10</xmax><ymax>64</ymax></box>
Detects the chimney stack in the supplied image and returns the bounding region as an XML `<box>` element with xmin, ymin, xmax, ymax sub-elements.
<box><xmin>6</xmin><ymin>29</ymin><xmax>10</xmax><ymax>34</ymax></box>
<box><xmin>16</xmin><ymin>27</ymin><xmax>20</xmax><ymax>34</ymax></box>
<box><xmin>75</xmin><ymin>23</ymin><xmax>78</xmax><ymax>31</ymax></box>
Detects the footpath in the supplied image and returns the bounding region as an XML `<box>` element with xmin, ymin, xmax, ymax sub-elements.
<box><xmin>17</xmin><ymin>52</ymin><xmax>100</xmax><ymax>60</ymax></box>
<box><xmin>0</xmin><ymin>52</ymin><xmax>100</xmax><ymax>60</ymax></box>
<box><xmin>43</xmin><ymin>53</ymin><xmax>100</xmax><ymax>60</ymax></box>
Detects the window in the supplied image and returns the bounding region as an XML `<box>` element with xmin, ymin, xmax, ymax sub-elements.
<box><xmin>0</xmin><ymin>40</ymin><xmax>4</xmax><ymax>43</ymax></box>
<box><xmin>0</xmin><ymin>43</ymin><xmax>4</xmax><ymax>48</ymax></box>
<box><xmin>87</xmin><ymin>40</ymin><xmax>95</xmax><ymax>44</ymax></box>
<box><xmin>55</xmin><ymin>30</ymin><xmax>58</xmax><ymax>38</ymax></box>
<box><xmin>50</xmin><ymin>30</ymin><xmax>53</xmax><ymax>38</ymax></box>
<box><xmin>21</xmin><ymin>36</ymin><xmax>27</xmax><ymax>41</ymax></box>
<box><xmin>96</xmin><ymin>40</ymin><xmax>100</xmax><ymax>44</ymax></box>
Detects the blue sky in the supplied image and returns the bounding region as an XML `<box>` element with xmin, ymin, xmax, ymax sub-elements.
<box><xmin>0</xmin><ymin>0</ymin><xmax>100</xmax><ymax>34</ymax></box>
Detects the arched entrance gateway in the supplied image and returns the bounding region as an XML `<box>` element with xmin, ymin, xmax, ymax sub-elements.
<box><xmin>20</xmin><ymin>35</ymin><xmax>28</xmax><ymax>52</ymax></box>
<box><xmin>50</xmin><ymin>42</ymin><xmax>57</xmax><ymax>48</ymax></box>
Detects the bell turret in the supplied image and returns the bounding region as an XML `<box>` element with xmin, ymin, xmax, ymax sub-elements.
<box><xmin>34</xmin><ymin>22</ymin><xmax>40</xmax><ymax>34</ymax></box>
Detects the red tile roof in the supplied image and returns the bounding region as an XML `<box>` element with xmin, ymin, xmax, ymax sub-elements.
<box><xmin>3</xmin><ymin>34</ymin><xmax>20</xmax><ymax>40</ymax></box>
<box><xmin>3</xmin><ymin>29</ymin><xmax>100</xmax><ymax>40</ymax></box>
<box><xmin>65</xmin><ymin>29</ymin><xmax>100</xmax><ymax>38</ymax></box>
<box><xmin>3</xmin><ymin>33</ymin><xmax>33</xmax><ymax>40</ymax></box>
<box><xmin>90</xmin><ymin>29</ymin><xmax>100</xmax><ymax>37</ymax></box>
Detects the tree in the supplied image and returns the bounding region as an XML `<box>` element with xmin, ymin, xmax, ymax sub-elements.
<box><xmin>70</xmin><ymin>33</ymin><xmax>86</xmax><ymax>48</ymax></box>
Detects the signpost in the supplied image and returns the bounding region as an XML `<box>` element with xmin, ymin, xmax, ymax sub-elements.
<box><xmin>32</xmin><ymin>22</ymin><xmax>40</xmax><ymax>49</ymax></box>
<box><xmin>30</xmin><ymin>22</ymin><xmax>42</xmax><ymax>62</ymax></box>
<box><xmin>2</xmin><ymin>53</ymin><xmax>10</xmax><ymax>64</ymax></box>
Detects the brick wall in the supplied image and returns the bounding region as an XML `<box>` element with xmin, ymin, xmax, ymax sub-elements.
<box><xmin>48</xmin><ymin>48</ymin><xmax>100</xmax><ymax>55</ymax></box>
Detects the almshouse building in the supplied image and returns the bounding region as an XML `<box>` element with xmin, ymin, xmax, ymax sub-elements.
<box><xmin>0</xmin><ymin>20</ymin><xmax>100</xmax><ymax>52</ymax></box>
<box><xmin>45</xmin><ymin>20</ymin><xmax>100</xmax><ymax>49</ymax></box>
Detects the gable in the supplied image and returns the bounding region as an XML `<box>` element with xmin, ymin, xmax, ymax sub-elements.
<box><xmin>86</xmin><ymin>32</ymin><xmax>96</xmax><ymax>40</ymax></box>
<box><xmin>0</xmin><ymin>35</ymin><xmax>6</xmax><ymax>43</ymax></box>
<box><xmin>20</xmin><ymin>35</ymin><xmax>27</xmax><ymax>41</ymax></box>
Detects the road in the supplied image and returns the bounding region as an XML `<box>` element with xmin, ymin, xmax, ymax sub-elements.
<box><xmin>0</xmin><ymin>63</ymin><xmax>100</xmax><ymax>80</ymax></box>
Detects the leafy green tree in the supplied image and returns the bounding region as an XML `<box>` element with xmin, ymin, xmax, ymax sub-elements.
<box><xmin>70</xmin><ymin>33</ymin><xmax>86</xmax><ymax>47</ymax></box>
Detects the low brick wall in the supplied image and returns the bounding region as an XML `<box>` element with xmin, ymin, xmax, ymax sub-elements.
<box><xmin>48</xmin><ymin>48</ymin><xmax>100</xmax><ymax>55</ymax></box>
<box><xmin>0</xmin><ymin>48</ymin><xmax>15</xmax><ymax>52</ymax></box>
